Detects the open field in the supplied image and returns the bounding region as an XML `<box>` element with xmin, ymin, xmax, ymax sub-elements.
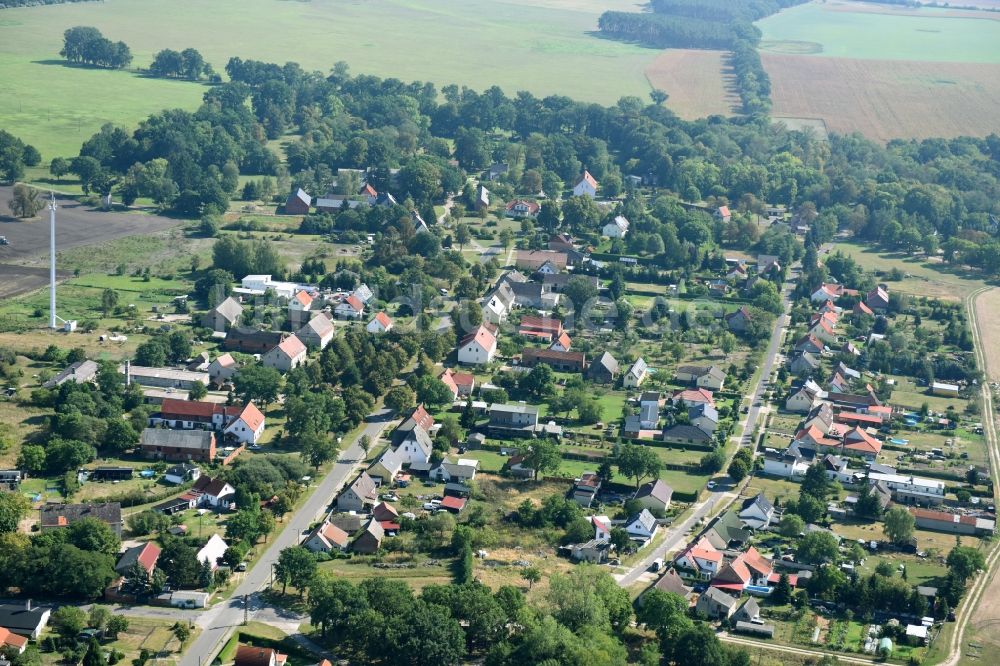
<box><xmin>644</xmin><ymin>49</ymin><xmax>739</xmax><ymax>119</ymax></box>
<box><xmin>974</xmin><ymin>288</ymin><xmax>1000</xmax><ymax>382</ymax></box>
<box><xmin>758</xmin><ymin>1</ymin><xmax>1000</xmax><ymax>62</ymax></box>
<box><xmin>0</xmin><ymin>0</ymin><xmax>656</xmax><ymax>159</ymax></box>
<box><xmin>828</xmin><ymin>241</ymin><xmax>988</xmax><ymax>301</ymax></box>
<box><xmin>763</xmin><ymin>54</ymin><xmax>1000</xmax><ymax>142</ymax></box>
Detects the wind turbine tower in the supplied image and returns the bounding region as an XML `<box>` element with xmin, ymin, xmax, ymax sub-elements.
<box><xmin>49</xmin><ymin>192</ymin><xmax>59</xmax><ymax>330</ymax></box>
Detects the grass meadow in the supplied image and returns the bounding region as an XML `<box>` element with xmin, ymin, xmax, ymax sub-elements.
<box><xmin>0</xmin><ymin>0</ymin><xmax>656</xmax><ymax>160</ymax></box>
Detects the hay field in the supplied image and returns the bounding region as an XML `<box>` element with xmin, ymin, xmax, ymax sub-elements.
<box><xmin>974</xmin><ymin>288</ymin><xmax>1000</xmax><ymax>382</ymax></box>
<box><xmin>764</xmin><ymin>54</ymin><xmax>1000</xmax><ymax>141</ymax></box>
<box><xmin>0</xmin><ymin>0</ymin><xmax>656</xmax><ymax>159</ymax></box>
<box><xmin>644</xmin><ymin>49</ymin><xmax>740</xmax><ymax>119</ymax></box>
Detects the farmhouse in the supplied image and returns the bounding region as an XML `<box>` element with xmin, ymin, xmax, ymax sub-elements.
<box><xmin>338</xmin><ymin>472</ymin><xmax>379</xmax><ymax>513</ymax></box>
<box><xmin>284</xmin><ymin>188</ymin><xmax>312</xmax><ymax>215</ymax></box>
<box><xmin>208</xmin><ymin>353</ymin><xmax>238</xmax><ymax>385</ymax></box>
<box><xmin>622</xmin><ymin>357</ymin><xmax>649</xmax><ymax>388</ymax></box>
<box><xmin>39</xmin><ymin>503</ymin><xmax>123</xmax><ymax>536</ymax></box>
<box><xmin>367</xmin><ymin>312</ymin><xmax>394</xmax><ymax>334</ymax></box>
<box><xmin>303</xmin><ymin>521</ymin><xmax>350</xmax><ymax>553</ymax></box>
<box><xmin>518</xmin><ymin>315</ymin><xmax>562</xmax><ymax>342</ymax></box>
<box><xmin>515</xmin><ymin>250</ymin><xmax>567</xmax><ymax>272</ymax></box>
<box><xmin>521</xmin><ymin>348</ymin><xmax>586</xmax><ymax>373</ymax></box>
<box><xmin>297</xmin><ymin>314</ymin><xmax>335</xmax><ymax>350</ymax></box>
<box><xmin>488</xmin><ymin>403</ymin><xmax>540</xmax><ymax>437</ymax></box>
<box><xmin>586</xmin><ymin>352</ymin><xmax>619</xmax><ymax>384</ymax></box>
<box><xmin>262</xmin><ymin>335</ymin><xmax>307</xmax><ymax>372</ymax></box>
<box><xmin>458</xmin><ymin>325</ymin><xmax>497</xmax><ymax>365</ymax></box>
<box><xmin>633</xmin><ymin>479</ymin><xmax>673</xmax><ymax>513</ymax></box>
<box><xmin>572</xmin><ymin>171</ymin><xmax>598</xmax><ymax>198</ymax></box>
<box><xmin>505</xmin><ymin>199</ymin><xmax>540</xmax><ymax>218</ymax></box>
<box><xmin>602</xmin><ymin>215</ymin><xmax>629</xmax><ymax>238</ymax></box>
<box><xmin>141</xmin><ymin>429</ymin><xmax>216</xmax><ymax>463</ymax></box>
<box><xmin>334</xmin><ymin>295</ymin><xmax>365</xmax><ymax>320</ymax></box>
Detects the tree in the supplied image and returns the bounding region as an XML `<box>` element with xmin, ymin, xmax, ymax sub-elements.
<box><xmin>455</xmin><ymin>223</ymin><xmax>472</xmax><ymax>251</ymax></box>
<box><xmin>52</xmin><ymin>606</ymin><xmax>87</xmax><ymax>639</ymax></box>
<box><xmin>563</xmin><ymin>275</ymin><xmax>599</xmax><ymax>318</ymax></box>
<box><xmin>66</xmin><ymin>517</ymin><xmax>121</xmax><ymax>556</ymax></box>
<box><xmin>100</xmin><ymin>288</ymin><xmax>119</xmax><ymax>316</ymax></box>
<box><xmin>801</xmin><ymin>462</ymin><xmax>833</xmax><ymax>500</ymax></box>
<box><xmin>883</xmin><ymin>506</ymin><xmax>916</xmax><ymax>545</ymax></box>
<box><xmin>0</xmin><ymin>492</ymin><xmax>30</xmax><ymax>533</ymax></box>
<box><xmin>82</xmin><ymin>638</ymin><xmax>104</xmax><ymax>666</ymax></box>
<box><xmin>0</xmin><ymin>131</ymin><xmax>35</xmax><ymax>182</ymax></box>
<box><xmin>727</xmin><ymin>456</ymin><xmax>750</xmax><ymax>482</ymax></box>
<box><xmin>947</xmin><ymin>545</ymin><xmax>985</xmax><ymax>581</ymax></box>
<box><xmin>50</xmin><ymin>156</ymin><xmax>71</xmax><ymax>180</ymax></box>
<box><xmin>518</xmin><ymin>439</ymin><xmax>561</xmax><ymax>480</ymax></box>
<box><xmin>275</xmin><ymin>546</ymin><xmax>318</xmax><ymax>596</ymax></box>
<box><xmin>384</xmin><ymin>385</ymin><xmax>416</xmax><ymax>413</ymax></box>
<box><xmin>617</xmin><ymin>443</ymin><xmax>662</xmax><ymax>489</ymax></box>
<box><xmin>778</xmin><ymin>514</ymin><xmax>804</xmax><ymax>538</ymax></box>
<box><xmin>772</xmin><ymin>572</ymin><xmax>792</xmax><ymax>605</ymax></box>
<box><xmin>609</xmin><ymin>527</ymin><xmax>634</xmax><ymax>554</ymax></box>
<box><xmin>300</xmin><ymin>429</ymin><xmax>338</xmax><ymax>469</ymax></box>
<box><xmin>106</xmin><ymin>615</ymin><xmax>128</xmax><ymax>639</ymax></box>
<box><xmin>88</xmin><ymin>606</ymin><xmax>110</xmax><ymax>637</ymax></box>
<box><xmin>233</xmin><ymin>365</ymin><xmax>282</xmax><ymax>405</ymax></box>
<box><xmin>102</xmin><ymin>418</ymin><xmax>137</xmax><ymax>453</ymax></box>
<box><xmin>188</xmin><ymin>381</ymin><xmax>208</xmax><ymax>401</ymax></box>
<box><xmin>700</xmin><ymin>448</ymin><xmax>726</xmax><ymax>474</ymax></box>
<box><xmin>171</xmin><ymin>622</ymin><xmax>190</xmax><ymax>650</ymax></box>
<box><xmin>797</xmin><ymin>531</ymin><xmax>840</xmax><ymax>565</ymax></box>
<box><xmin>636</xmin><ymin>589</ymin><xmax>687</xmax><ymax>631</ymax></box>
<box><xmin>521</xmin><ymin>566</ymin><xmax>541</xmax><ymax>590</ymax></box>
<box><xmin>790</xmin><ymin>493</ymin><xmax>825</xmax><ymax>524</ymax></box>
<box><xmin>7</xmin><ymin>184</ymin><xmax>43</xmax><ymax>218</ymax></box>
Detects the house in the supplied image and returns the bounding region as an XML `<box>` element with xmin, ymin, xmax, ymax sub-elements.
<box><xmin>353</xmin><ymin>284</ymin><xmax>375</xmax><ymax>304</ymax></box>
<box><xmin>288</xmin><ymin>290</ymin><xmax>314</xmax><ymax>320</ymax></box>
<box><xmin>482</xmin><ymin>282</ymin><xmax>515</xmax><ymax>324</ymax></box>
<box><xmin>359</xmin><ymin>183</ymin><xmax>378</xmax><ymax>205</ymax></box>
<box><xmin>550</xmin><ymin>331</ymin><xmax>572</xmax><ymax>352</ymax></box>
<box><xmin>794</xmin><ymin>334</ymin><xmax>824</xmax><ymax>354</ymax></box>
<box><xmin>488</xmin><ymin>403</ymin><xmax>540</xmax><ymax>437</ymax></box>
<box><xmin>224</xmin><ymin>329</ymin><xmax>284</xmax><ymax>354</ymax></box>
<box><xmin>458</xmin><ymin>325</ymin><xmax>497</xmax><ymax>365</ymax></box>
<box><xmin>124</xmin><ymin>366</ymin><xmax>209</xmax><ymax>391</ymax></box>
<box><xmin>733</xmin><ymin>597</ymin><xmax>760</xmax><ymax>624</ymax></box>
<box><xmin>141</xmin><ymin>429</ymin><xmax>216</xmax><ymax>463</ymax></box>
<box><xmin>739</xmin><ymin>493</ymin><xmax>775</xmax><ymax>530</ymax></box>
<box><xmin>810</xmin><ymin>318</ymin><xmax>838</xmax><ymax>345</ymax></box>
<box><xmin>572</xmin><ymin>472</ymin><xmax>601</xmax><ymax>507</ymax></box>
<box><xmin>676</xmin><ymin>365</ymin><xmax>726</xmax><ymax>391</ymax></box>
<box><xmin>931</xmin><ymin>382</ymin><xmax>960</xmax><ymax>398</ymax></box>
<box><xmin>338</xmin><ymin>472</ymin><xmax>378</xmax><ymax>513</ymax></box>
<box><xmin>711</xmin><ymin>546</ymin><xmax>773</xmax><ymax>591</ymax></box>
<box><xmin>505</xmin><ymin>199</ymin><xmax>540</xmax><ymax>218</ymax></box>
<box><xmin>542</xmin><ymin>272</ymin><xmax>597</xmax><ymax>294</ymax></box>
<box><xmin>571</xmin><ymin>539</ymin><xmax>611</xmax><ymax>564</ymax></box>
<box><xmin>572</xmin><ymin>171</ymin><xmax>598</xmax><ymax>198</ymax></box>
<box><xmin>439</xmin><ymin>495</ymin><xmax>467</xmax><ymax>514</ymax></box>
<box><xmin>510</xmin><ymin>282</ymin><xmax>559</xmax><ymax>311</ymax></box>
<box><xmin>634</xmin><ymin>479</ymin><xmax>673</xmax><ymax>513</ymax></box>
<box><xmin>411</xmin><ymin>210</ymin><xmax>429</xmax><ymax>234</ymax></box>
<box><xmin>235</xmin><ymin>645</ymin><xmax>287</xmax><ymax>666</ymax></box>
<box><xmin>843</xmin><ymin>426</ymin><xmax>883</xmax><ymax>459</ymax></box>
<box><xmin>39</xmin><ymin>502</ymin><xmax>122</xmax><ymax>536</ymax></box>
<box><xmin>440</xmin><ymin>368</ymin><xmax>475</xmax><ymax>399</ymax></box>
<box><xmin>763</xmin><ymin>447</ymin><xmax>811</xmax><ymax>479</ymax></box>
<box><xmin>292</xmin><ymin>313</ymin><xmax>334</xmax><ymax>351</ymax></box>
<box><xmin>315</xmin><ymin>196</ymin><xmax>364</xmax><ymax>212</ymax></box>
<box><xmin>696</xmin><ymin>587</ymin><xmax>737</xmax><ymax>620</ymax></box>
<box><xmin>866</xmin><ymin>286</ymin><xmax>890</xmax><ymax>312</ymax></box>
<box><xmin>374</xmin><ymin>192</ymin><xmax>398</xmax><ymax>207</ymax></box>
<box><xmin>43</xmin><ymin>359</ymin><xmax>100</xmax><ymax>389</ymax></box>
<box><xmin>0</xmin><ymin>601</ymin><xmax>51</xmax><ymax>639</ymax></box>
<box><xmin>507</xmin><ymin>454</ymin><xmax>534</xmax><ymax>479</ymax></box>
<box><xmin>518</xmin><ymin>315</ymin><xmax>562</xmax><ymax>343</ymax></box>
<box><xmin>329</xmin><ymin>513</ymin><xmax>366</xmax><ymax>534</ymax></box>
<box><xmin>785</xmin><ymin>380</ymin><xmax>827</xmax><ymax>412</ymax></box>
<box><xmin>0</xmin><ymin>469</ymin><xmax>22</xmax><ymax>491</ymax></box>
<box><xmin>164</xmin><ymin>462</ymin><xmax>200</xmax><ymax>485</ymax></box>
<box><xmin>427</xmin><ymin>458</ymin><xmax>479</xmax><ymax>483</ymax></box>
<box><xmin>284</xmin><ymin>188</ymin><xmax>311</xmax><ymax>215</ymax></box>
<box><xmin>353</xmin><ymin>518</ymin><xmax>384</xmax><ymax>554</ymax></box>
<box><xmin>208</xmin><ymin>353</ymin><xmax>238</xmax><ymax>385</ymax></box>
<box><xmin>334</xmin><ymin>295</ymin><xmax>365</xmax><ymax>320</ymax></box>
<box><xmin>811</xmin><ymin>283</ymin><xmax>846</xmax><ymax>303</ymax></box>
<box><xmin>727</xmin><ymin>264</ymin><xmax>749</xmax><ymax>281</ymax></box>
<box><xmin>725</xmin><ymin>306</ymin><xmax>753</xmax><ymax>333</ymax></box>
<box><xmin>150</xmin><ymin>398</ymin><xmax>266</xmax><ymax>445</ymax></box>
<box><xmin>623</xmin><ymin>358</ymin><xmax>649</xmax><ymax>388</ymax></box>
<box><xmin>652</xmin><ymin>568</ymin><xmax>692</xmax><ymax>599</ymax></box>
<box><xmin>673</xmin><ymin>388</ymin><xmax>715</xmax><ymax>409</ymax></box>
<box><xmin>262</xmin><ymin>335</ymin><xmax>307</xmax><ymax>373</ymax></box>
<box><xmin>521</xmin><ymin>348</ymin><xmax>586</xmax><ymax>373</ymax></box>
<box><xmin>602</xmin><ymin>215</ymin><xmax>629</xmax><ymax>238</ymax></box>
<box><xmin>789</xmin><ymin>352</ymin><xmax>820</xmax><ymax>376</ymax></box>
<box><xmin>704</xmin><ymin>511</ymin><xmax>750</xmax><ymax>550</ymax></box>
<box><xmin>0</xmin><ymin>626</ymin><xmax>28</xmax><ymax>653</ymax></box>
<box><xmin>303</xmin><ymin>520</ymin><xmax>350</xmax><ymax>553</ymax></box>
<box><xmin>395</xmin><ymin>414</ymin><xmax>435</xmax><ymax>460</ymax></box>
<box><xmin>625</xmin><ymin>509</ymin><xmax>658</xmax><ymax>542</ymax></box>
<box><xmin>804</xmin><ymin>403</ymin><xmax>834</xmax><ymax>433</ymax></box>
<box><xmin>485</xmin><ymin>162</ymin><xmax>509</xmax><ymax>181</ymax></box>
<box><xmin>714</xmin><ymin>206</ymin><xmax>732</xmax><ymax>223</ymax></box>
<box><xmin>662</xmin><ymin>424</ymin><xmax>712</xmax><ymax>445</ymax></box>
<box><xmin>368</xmin><ymin>448</ymin><xmax>404</xmax><ymax>485</ymax></box>
<box><xmin>239</xmin><ymin>275</ymin><xmax>305</xmax><ymax>300</ymax></box>
<box><xmin>864</xmin><ymin>471</ymin><xmax>946</xmax><ymax>506</ymax></box>
<box><xmin>911</xmin><ymin>508</ymin><xmax>995</xmax><ymax>536</ymax></box>
<box><xmin>853</xmin><ymin>301</ymin><xmax>874</xmax><ymax>317</ymax></box>
<box><xmin>515</xmin><ymin>250</ymin><xmax>567</xmax><ymax>272</ymax></box>
<box><xmin>191</xmin><ymin>476</ymin><xmax>236</xmax><ymax>508</ymax></box>
<box><xmin>689</xmin><ymin>403</ymin><xmax>719</xmax><ymax>433</ymax></box>
<box><xmin>675</xmin><ymin>537</ymin><xmax>723</xmax><ymax>580</ymax></box>
<box><xmin>586</xmin><ymin>351</ymin><xmax>619</xmax><ymax>384</ymax></box>
<box><xmin>115</xmin><ymin>542</ymin><xmax>161</xmax><ymax>576</ymax></box>
<box><xmin>475</xmin><ymin>184</ymin><xmax>490</xmax><ymax>210</ymax></box>
<box><xmin>366</xmin><ymin>312</ymin><xmax>393</xmax><ymax>334</ymax></box>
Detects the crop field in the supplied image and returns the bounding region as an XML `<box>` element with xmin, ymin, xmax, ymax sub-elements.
<box><xmin>644</xmin><ymin>49</ymin><xmax>740</xmax><ymax>119</ymax></box>
<box><xmin>974</xmin><ymin>288</ymin><xmax>1000</xmax><ymax>382</ymax></box>
<box><xmin>0</xmin><ymin>0</ymin><xmax>656</xmax><ymax>159</ymax></box>
<box><xmin>755</xmin><ymin>0</ymin><xmax>1000</xmax><ymax>142</ymax></box>
<box><xmin>763</xmin><ymin>54</ymin><xmax>1000</xmax><ymax>142</ymax></box>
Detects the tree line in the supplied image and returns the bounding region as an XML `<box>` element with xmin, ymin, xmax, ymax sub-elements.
<box><xmin>148</xmin><ymin>47</ymin><xmax>218</xmax><ymax>81</ymax></box>
<box><xmin>60</xmin><ymin>26</ymin><xmax>131</xmax><ymax>69</ymax></box>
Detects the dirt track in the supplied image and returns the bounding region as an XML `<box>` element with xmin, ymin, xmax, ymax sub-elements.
<box><xmin>0</xmin><ymin>186</ymin><xmax>185</xmax><ymax>298</ymax></box>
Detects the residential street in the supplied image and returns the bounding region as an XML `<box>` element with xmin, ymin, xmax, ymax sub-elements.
<box><xmin>177</xmin><ymin>408</ymin><xmax>394</xmax><ymax>666</ymax></box>
<box><xmin>616</xmin><ymin>273</ymin><xmax>794</xmax><ymax>588</ymax></box>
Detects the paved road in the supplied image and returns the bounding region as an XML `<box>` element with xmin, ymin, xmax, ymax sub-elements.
<box><xmin>178</xmin><ymin>409</ymin><xmax>394</xmax><ymax>666</ymax></box>
<box><xmin>616</xmin><ymin>274</ymin><xmax>795</xmax><ymax>588</ymax></box>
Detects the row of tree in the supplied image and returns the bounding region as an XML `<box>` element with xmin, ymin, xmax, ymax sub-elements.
<box><xmin>148</xmin><ymin>47</ymin><xmax>217</xmax><ymax>81</ymax></box>
<box><xmin>60</xmin><ymin>26</ymin><xmax>132</xmax><ymax>69</ymax></box>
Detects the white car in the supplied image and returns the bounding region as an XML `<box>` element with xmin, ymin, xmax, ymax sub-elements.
<box><xmin>706</xmin><ymin>481</ymin><xmax>716</xmax><ymax>490</ymax></box>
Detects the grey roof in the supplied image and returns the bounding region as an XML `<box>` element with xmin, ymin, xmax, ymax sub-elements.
<box><xmin>141</xmin><ymin>428</ymin><xmax>214</xmax><ymax>452</ymax></box>
<box><xmin>0</xmin><ymin>603</ymin><xmax>51</xmax><ymax>634</ymax></box>
<box><xmin>298</xmin><ymin>313</ymin><xmax>335</xmax><ymax>338</ymax></box>
<box><xmin>627</xmin><ymin>357</ymin><xmax>648</xmax><ymax>378</ymax></box>
<box><xmin>329</xmin><ymin>512</ymin><xmax>365</xmax><ymax>533</ymax></box>
<box><xmin>590</xmin><ymin>351</ymin><xmax>619</xmax><ymax>375</ymax></box>
<box><xmin>490</xmin><ymin>403</ymin><xmax>539</xmax><ymax>415</ymax></box>
<box><xmin>628</xmin><ymin>508</ymin><xmax>657</xmax><ymax>533</ymax></box>
<box><xmin>211</xmin><ymin>297</ymin><xmax>243</xmax><ymax>324</ymax></box>
<box><xmin>39</xmin><ymin>502</ymin><xmax>121</xmax><ymax>528</ymax></box>
<box><xmin>663</xmin><ymin>424</ymin><xmax>712</xmax><ymax>442</ymax></box>
<box><xmin>700</xmin><ymin>586</ymin><xmax>738</xmax><ymax>609</ymax></box>
<box><xmin>688</xmin><ymin>403</ymin><xmax>719</xmax><ymax>423</ymax></box>
<box><xmin>741</xmin><ymin>492</ymin><xmax>775</xmax><ymax>516</ymax></box>
<box><xmin>347</xmin><ymin>472</ymin><xmax>378</xmax><ymax>501</ymax></box>
<box><xmin>289</xmin><ymin>188</ymin><xmax>311</xmax><ymax>206</ymax></box>
<box><xmin>316</xmin><ymin>197</ymin><xmax>364</xmax><ymax>210</ymax></box>
<box><xmin>166</xmin><ymin>462</ymin><xmax>199</xmax><ymax>476</ymax></box>
<box><xmin>635</xmin><ymin>479</ymin><xmax>673</xmax><ymax>505</ymax></box>
<box><xmin>401</xmin><ymin>425</ymin><xmax>434</xmax><ymax>458</ymax></box>
<box><xmin>371</xmin><ymin>448</ymin><xmax>403</xmax><ymax>476</ymax></box>
<box><xmin>735</xmin><ymin>597</ymin><xmax>760</xmax><ymax>620</ymax></box>
<box><xmin>43</xmin><ymin>359</ymin><xmax>99</xmax><ymax>389</ymax></box>
<box><xmin>653</xmin><ymin>568</ymin><xmax>691</xmax><ymax>598</ymax></box>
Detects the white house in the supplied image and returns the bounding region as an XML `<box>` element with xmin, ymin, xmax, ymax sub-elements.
<box><xmin>223</xmin><ymin>402</ymin><xmax>266</xmax><ymax>445</ymax></box>
<box><xmin>622</xmin><ymin>357</ymin><xmax>649</xmax><ymax>388</ymax></box>
<box><xmin>572</xmin><ymin>171</ymin><xmax>598</xmax><ymax>198</ymax></box>
<box><xmin>337</xmin><ymin>472</ymin><xmax>378</xmax><ymax>513</ymax></box>
<box><xmin>288</xmin><ymin>290</ymin><xmax>314</xmax><ymax>315</ymax></box>
<box><xmin>457</xmin><ymin>325</ymin><xmax>497</xmax><ymax>366</ymax></box>
<box><xmin>395</xmin><ymin>425</ymin><xmax>433</xmax><ymax>465</ymax></box>
<box><xmin>302</xmin><ymin>520</ymin><xmax>350</xmax><ymax>553</ymax></box>
<box><xmin>191</xmin><ymin>476</ymin><xmax>236</xmax><ymax>508</ymax></box>
<box><xmin>430</xmin><ymin>458</ymin><xmax>479</xmax><ymax>483</ymax></box>
<box><xmin>738</xmin><ymin>493</ymin><xmax>775</xmax><ymax>530</ymax></box>
<box><xmin>785</xmin><ymin>380</ymin><xmax>827</xmax><ymax>413</ymax></box>
<box><xmin>624</xmin><ymin>509</ymin><xmax>658</xmax><ymax>542</ymax></box>
<box><xmin>602</xmin><ymin>216</ymin><xmax>629</xmax><ymax>238</ymax></box>
<box><xmin>366</xmin><ymin>312</ymin><xmax>394</xmax><ymax>334</ymax></box>
<box><xmin>262</xmin><ymin>335</ymin><xmax>307</xmax><ymax>373</ymax></box>
<box><xmin>762</xmin><ymin>447</ymin><xmax>810</xmax><ymax>479</ymax></box>
<box><xmin>297</xmin><ymin>314</ymin><xmax>335</xmax><ymax>350</ymax></box>
<box><xmin>674</xmin><ymin>536</ymin><xmax>723</xmax><ymax>580</ymax></box>
<box><xmin>196</xmin><ymin>534</ymin><xmax>228</xmax><ymax>570</ymax></box>
<box><xmin>335</xmin><ymin>294</ymin><xmax>365</xmax><ymax>320</ymax></box>
<box><xmin>208</xmin><ymin>353</ymin><xmax>238</xmax><ymax>385</ymax></box>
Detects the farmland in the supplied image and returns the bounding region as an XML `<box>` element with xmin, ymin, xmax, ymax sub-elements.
<box><xmin>644</xmin><ymin>49</ymin><xmax>739</xmax><ymax>120</ymax></box>
<box><xmin>756</xmin><ymin>0</ymin><xmax>1000</xmax><ymax>142</ymax></box>
<box><xmin>0</xmin><ymin>0</ymin><xmax>656</xmax><ymax>159</ymax></box>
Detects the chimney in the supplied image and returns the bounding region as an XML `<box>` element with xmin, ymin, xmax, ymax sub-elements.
<box><xmin>25</xmin><ymin>599</ymin><xmax>32</xmax><ymax>611</ymax></box>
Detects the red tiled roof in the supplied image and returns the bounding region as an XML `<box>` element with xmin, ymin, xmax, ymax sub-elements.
<box><xmin>293</xmin><ymin>291</ymin><xmax>312</xmax><ymax>307</ymax></box>
<box><xmin>343</xmin><ymin>295</ymin><xmax>364</xmax><ymax>312</ymax></box>
<box><xmin>374</xmin><ymin>311</ymin><xmax>392</xmax><ymax>328</ymax></box>
<box><xmin>674</xmin><ymin>388</ymin><xmax>715</xmax><ymax>406</ymax></box>
<box><xmin>277</xmin><ymin>335</ymin><xmax>307</xmax><ymax>358</ymax></box>
<box><xmin>235</xmin><ymin>402</ymin><xmax>265</xmax><ymax>431</ymax></box>
<box><xmin>519</xmin><ymin>315</ymin><xmax>562</xmax><ymax>335</ymax></box>
<box><xmin>440</xmin><ymin>496</ymin><xmax>466</xmax><ymax>511</ymax></box>
<box><xmin>460</xmin><ymin>325</ymin><xmax>496</xmax><ymax>351</ymax></box>
<box><xmin>577</xmin><ymin>171</ymin><xmax>598</xmax><ymax>188</ymax></box>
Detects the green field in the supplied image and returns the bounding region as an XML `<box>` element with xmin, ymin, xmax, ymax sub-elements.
<box><xmin>0</xmin><ymin>0</ymin><xmax>656</xmax><ymax>159</ymax></box>
<box><xmin>757</xmin><ymin>2</ymin><xmax>1000</xmax><ymax>62</ymax></box>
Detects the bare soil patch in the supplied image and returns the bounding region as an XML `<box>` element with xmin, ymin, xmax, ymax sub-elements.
<box><xmin>763</xmin><ymin>53</ymin><xmax>1000</xmax><ymax>142</ymax></box>
<box><xmin>645</xmin><ymin>49</ymin><xmax>740</xmax><ymax>120</ymax></box>
<box><xmin>974</xmin><ymin>288</ymin><xmax>1000</xmax><ymax>382</ymax></box>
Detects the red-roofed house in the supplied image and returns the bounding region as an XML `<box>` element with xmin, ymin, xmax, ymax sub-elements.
<box><xmin>263</xmin><ymin>334</ymin><xmax>307</xmax><ymax>372</ymax></box>
<box><xmin>835</xmin><ymin>411</ymin><xmax>883</xmax><ymax>427</ymax></box>
<box><xmin>519</xmin><ymin>315</ymin><xmax>563</xmax><ymax>342</ymax></box>
<box><xmin>866</xmin><ymin>286</ymin><xmax>890</xmax><ymax>312</ymax></box>
<box><xmin>440</xmin><ymin>368</ymin><xmax>475</xmax><ymax>399</ymax></box>
<box><xmin>725</xmin><ymin>306</ymin><xmax>753</xmax><ymax>333</ymax></box>
<box><xmin>0</xmin><ymin>627</ymin><xmax>28</xmax><ymax>654</ymax></box>
<box><xmin>115</xmin><ymin>541</ymin><xmax>161</xmax><ymax>576</ymax></box>
<box><xmin>303</xmin><ymin>521</ymin><xmax>350</xmax><ymax>553</ymax></box>
<box><xmin>150</xmin><ymin>399</ymin><xmax>266</xmax><ymax>445</ymax></box>
<box><xmin>366</xmin><ymin>311</ymin><xmax>393</xmax><ymax>334</ymax></box>
<box><xmin>550</xmin><ymin>331</ymin><xmax>572</xmax><ymax>352</ymax></box>
<box><xmin>673</xmin><ymin>388</ymin><xmax>715</xmax><ymax>409</ymax></box>
<box><xmin>572</xmin><ymin>171</ymin><xmax>598</xmax><ymax>198</ymax></box>
<box><xmin>458</xmin><ymin>325</ymin><xmax>497</xmax><ymax>365</ymax></box>
<box><xmin>359</xmin><ymin>183</ymin><xmax>378</xmax><ymax>204</ymax></box>
<box><xmin>711</xmin><ymin>546</ymin><xmax>772</xmax><ymax>591</ymax></box>
<box><xmin>289</xmin><ymin>290</ymin><xmax>313</xmax><ymax>315</ymax></box>
<box><xmin>843</xmin><ymin>427</ymin><xmax>883</xmax><ymax>459</ymax></box>
<box><xmin>235</xmin><ymin>645</ymin><xmax>287</xmax><ymax>666</ymax></box>
<box><xmin>335</xmin><ymin>294</ymin><xmax>365</xmax><ymax>320</ymax></box>
<box><xmin>714</xmin><ymin>205</ymin><xmax>732</xmax><ymax>223</ymax></box>
<box><xmin>675</xmin><ymin>536</ymin><xmax>723</xmax><ymax>580</ymax></box>
<box><xmin>853</xmin><ymin>301</ymin><xmax>874</xmax><ymax>317</ymax></box>
<box><xmin>505</xmin><ymin>199</ymin><xmax>541</xmax><ymax>218</ymax></box>
<box><xmin>440</xmin><ymin>495</ymin><xmax>466</xmax><ymax>514</ymax></box>
<box><xmin>224</xmin><ymin>402</ymin><xmax>266</xmax><ymax>444</ymax></box>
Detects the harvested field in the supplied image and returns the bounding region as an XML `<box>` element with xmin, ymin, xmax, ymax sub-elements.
<box><xmin>763</xmin><ymin>54</ymin><xmax>1000</xmax><ymax>142</ymax></box>
<box><xmin>645</xmin><ymin>49</ymin><xmax>740</xmax><ymax>119</ymax></box>
<box><xmin>974</xmin><ymin>288</ymin><xmax>1000</xmax><ymax>382</ymax></box>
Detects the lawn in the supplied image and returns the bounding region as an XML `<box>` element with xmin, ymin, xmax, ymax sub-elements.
<box><xmin>888</xmin><ymin>376</ymin><xmax>970</xmax><ymax>413</ymax></box>
<box><xmin>0</xmin><ymin>0</ymin><xmax>656</xmax><ymax>160</ymax></box>
<box><xmin>318</xmin><ymin>557</ymin><xmax>454</xmax><ymax>592</ymax></box>
<box><xmin>38</xmin><ymin>615</ymin><xmax>200</xmax><ymax>666</ymax></box>
<box><xmin>757</xmin><ymin>2</ymin><xmax>1000</xmax><ymax>63</ymax></box>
